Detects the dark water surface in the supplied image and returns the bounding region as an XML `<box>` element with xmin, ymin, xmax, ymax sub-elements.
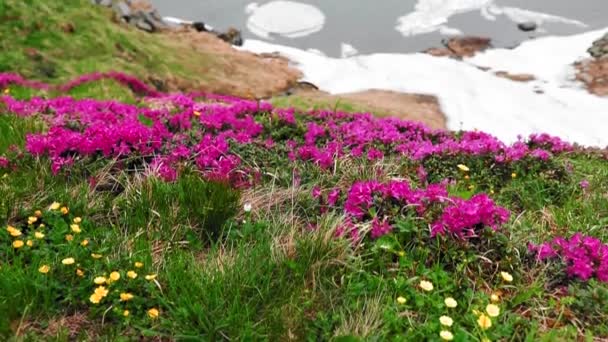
<box><xmin>150</xmin><ymin>0</ymin><xmax>608</xmax><ymax>56</ymax></box>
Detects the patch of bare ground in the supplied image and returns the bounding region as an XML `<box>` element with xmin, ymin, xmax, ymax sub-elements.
<box><xmin>494</xmin><ymin>71</ymin><xmax>535</xmax><ymax>82</ymax></box>
<box><xmin>425</xmin><ymin>36</ymin><xmax>491</xmax><ymax>58</ymax></box>
<box><xmin>575</xmin><ymin>58</ymin><xmax>608</xmax><ymax>97</ymax></box>
<box><xmin>160</xmin><ymin>29</ymin><xmax>301</xmax><ymax>98</ymax></box>
<box><xmin>292</xmin><ymin>89</ymin><xmax>446</xmax><ymax>129</ymax></box>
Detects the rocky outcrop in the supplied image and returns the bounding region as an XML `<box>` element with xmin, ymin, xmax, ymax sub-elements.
<box><xmin>575</xmin><ymin>58</ymin><xmax>608</xmax><ymax>97</ymax></box>
<box><xmin>424</xmin><ymin>36</ymin><xmax>491</xmax><ymax>58</ymax></box>
<box><xmin>588</xmin><ymin>33</ymin><xmax>608</xmax><ymax>59</ymax></box>
<box><xmin>91</xmin><ymin>0</ymin><xmax>243</xmax><ymax>46</ymax></box>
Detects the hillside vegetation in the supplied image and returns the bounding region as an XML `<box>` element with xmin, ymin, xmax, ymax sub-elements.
<box><xmin>1</xmin><ymin>1</ymin><xmax>608</xmax><ymax>341</ymax></box>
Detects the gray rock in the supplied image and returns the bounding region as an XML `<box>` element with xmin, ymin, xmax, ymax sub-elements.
<box><xmin>135</xmin><ymin>18</ymin><xmax>154</xmax><ymax>33</ymax></box>
<box><xmin>113</xmin><ymin>1</ymin><xmax>131</xmax><ymax>20</ymax></box>
<box><xmin>91</xmin><ymin>0</ymin><xmax>112</xmax><ymax>5</ymax></box>
<box><xmin>192</xmin><ymin>22</ymin><xmax>209</xmax><ymax>32</ymax></box>
<box><xmin>217</xmin><ymin>27</ymin><xmax>243</xmax><ymax>46</ymax></box>
<box><xmin>517</xmin><ymin>22</ymin><xmax>537</xmax><ymax>32</ymax></box>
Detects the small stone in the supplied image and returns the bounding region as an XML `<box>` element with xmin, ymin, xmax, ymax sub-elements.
<box><xmin>517</xmin><ymin>22</ymin><xmax>537</xmax><ymax>32</ymax></box>
<box><xmin>113</xmin><ymin>1</ymin><xmax>132</xmax><ymax>20</ymax></box>
<box><xmin>192</xmin><ymin>22</ymin><xmax>209</xmax><ymax>32</ymax></box>
<box><xmin>217</xmin><ymin>27</ymin><xmax>243</xmax><ymax>46</ymax></box>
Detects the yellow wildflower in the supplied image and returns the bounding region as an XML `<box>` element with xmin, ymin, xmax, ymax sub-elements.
<box><xmin>94</xmin><ymin>286</ymin><xmax>109</xmax><ymax>298</ymax></box>
<box><xmin>94</xmin><ymin>276</ymin><xmax>107</xmax><ymax>285</ymax></box>
<box><xmin>60</xmin><ymin>206</ymin><xmax>69</xmax><ymax>215</ymax></box>
<box><xmin>39</xmin><ymin>223</ymin><xmax>45</xmax><ymax>228</ymax></box>
<box><xmin>109</xmin><ymin>271</ymin><xmax>120</xmax><ymax>282</ymax></box>
<box><xmin>193</xmin><ymin>110</ymin><xmax>201</xmax><ymax>117</ymax></box>
<box><xmin>65</xmin><ymin>234</ymin><xmax>74</xmax><ymax>242</ymax></box>
<box><xmin>485</xmin><ymin>304</ymin><xmax>500</xmax><ymax>317</ymax></box>
<box><xmin>70</xmin><ymin>224</ymin><xmax>81</xmax><ymax>233</ymax></box>
<box><xmin>134</xmin><ymin>262</ymin><xmax>144</xmax><ymax>268</ymax></box>
<box><xmin>440</xmin><ymin>330</ymin><xmax>454</xmax><ymax>341</ymax></box>
<box><xmin>91</xmin><ymin>253</ymin><xmax>102</xmax><ymax>259</ymax></box>
<box><xmin>477</xmin><ymin>314</ymin><xmax>492</xmax><ymax>330</ymax></box>
<box><xmin>49</xmin><ymin>202</ymin><xmax>61</xmax><ymax>210</ymax></box>
<box><xmin>61</xmin><ymin>257</ymin><xmax>75</xmax><ymax>265</ymax></box>
<box><xmin>7</xmin><ymin>226</ymin><xmax>22</xmax><ymax>237</ymax></box>
<box><xmin>147</xmin><ymin>308</ymin><xmax>159</xmax><ymax>319</ymax></box>
<box><xmin>511</xmin><ymin>172</ymin><xmax>517</xmax><ymax>179</ymax></box>
<box><xmin>27</xmin><ymin>216</ymin><xmax>38</xmax><ymax>225</ymax></box>
<box><xmin>26</xmin><ymin>240</ymin><xmax>33</xmax><ymax>247</ymax></box>
<box><xmin>464</xmin><ymin>175</ymin><xmax>470</xmax><ymax>180</ymax></box>
<box><xmin>123</xmin><ymin>310</ymin><xmax>130</xmax><ymax>317</ymax></box>
<box><xmin>397</xmin><ymin>251</ymin><xmax>405</xmax><ymax>257</ymax></box>
<box><xmin>13</xmin><ymin>240</ymin><xmax>24</xmax><ymax>248</ymax></box>
<box><xmin>491</xmin><ymin>293</ymin><xmax>500</xmax><ymax>302</ymax></box>
<box><xmin>76</xmin><ymin>269</ymin><xmax>84</xmax><ymax>277</ymax></box>
<box><xmin>500</xmin><ymin>271</ymin><xmax>513</xmax><ymax>282</ymax></box>
<box><xmin>120</xmin><ymin>293</ymin><xmax>134</xmax><ymax>301</ymax></box>
<box><xmin>34</xmin><ymin>210</ymin><xmax>43</xmax><ymax>217</ymax></box>
<box><xmin>419</xmin><ymin>280</ymin><xmax>434</xmax><ymax>292</ymax></box>
<box><xmin>145</xmin><ymin>274</ymin><xmax>157</xmax><ymax>281</ymax></box>
<box><xmin>3</xmin><ymin>88</ymin><xmax>10</xmax><ymax>94</ymax></box>
<box><xmin>38</xmin><ymin>265</ymin><xmax>50</xmax><ymax>274</ymax></box>
<box><xmin>439</xmin><ymin>316</ymin><xmax>453</xmax><ymax>327</ymax></box>
<box><xmin>89</xmin><ymin>293</ymin><xmax>102</xmax><ymax>304</ymax></box>
<box><xmin>34</xmin><ymin>231</ymin><xmax>45</xmax><ymax>239</ymax></box>
<box><xmin>457</xmin><ymin>164</ymin><xmax>470</xmax><ymax>172</ymax></box>
<box><xmin>444</xmin><ymin>297</ymin><xmax>458</xmax><ymax>308</ymax></box>
<box><xmin>73</xmin><ymin>217</ymin><xmax>82</xmax><ymax>224</ymax></box>
<box><xmin>81</xmin><ymin>239</ymin><xmax>89</xmax><ymax>247</ymax></box>
<box><xmin>396</xmin><ymin>296</ymin><xmax>407</xmax><ymax>305</ymax></box>
<box><xmin>127</xmin><ymin>270</ymin><xmax>138</xmax><ymax>279</ymax></box>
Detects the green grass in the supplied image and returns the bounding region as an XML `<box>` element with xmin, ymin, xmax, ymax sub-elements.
<box><xmin>2</xmin><ymin>2</ymin><xmax>608</xmax><ymax>340</ymax></box>
<box><xmin>0</xmin><ymin>0</ymin><xmax>219</xmax><ymax>96</ymax></box>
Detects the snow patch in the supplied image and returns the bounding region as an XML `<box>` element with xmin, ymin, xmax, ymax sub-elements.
<box><xmin>242</xmin><ymin>28</ymin><xmax>608</xmax><ymax>147</ymax></box>
<box><xmin>340</xmin><ymin>43</ymin><xmax>359</xmax><ymax>58</ymax></box>
<box><xmin>396</xmin><ymin>0</ymin><xmax>588</xmax><ymax>37</ymax></box>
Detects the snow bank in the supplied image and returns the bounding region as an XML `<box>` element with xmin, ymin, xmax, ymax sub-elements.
<box><xmin>242</xmin><ymin>28</ymin><xmax>608</xmax><ymax>147</ymax></box>
<box><xmin>396</xmin><ymin>0</ymin><xmax>587</xmax><ymax>37</ymax></box>
<box><xmin>246</xmin><ymin>1</ymin><xmax>325</xmax><ymax>39</ymax></box>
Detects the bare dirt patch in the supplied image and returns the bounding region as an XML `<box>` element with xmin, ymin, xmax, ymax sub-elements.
<box><xmin>292</xmin><ymin>89</ymin><xmax>446</xmax><ymax>129</ymax></box>
<box><xmin>425</xmin><ymin>36</ymin><xmax>492</xmax><ymax>58</ymax></box>
<box><xmin>159</xmin><ymin>29</ymin><xmax>301</xmax><ymax>98</ymax></box>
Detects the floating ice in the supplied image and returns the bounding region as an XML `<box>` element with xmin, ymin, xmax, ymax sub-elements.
<box><xmin>246</xmin><ymin>1</ymin><xmax>325</xmax><ymax>39</ymax></box>
<box><xmin>396</xmin><ymin>0</ymin><xmax>587</xmax><ymax>37</ymax></box>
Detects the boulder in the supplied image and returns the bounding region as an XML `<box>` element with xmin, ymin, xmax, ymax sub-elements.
<box><xmin>445</xmin><ymin>36</ymin><xmax>491</xmax><ymax>57</ymax></box>
<box><xmin>517</xmin><ymin>22</ymin><xmax>537</xmax><ymax>32</ymax></box>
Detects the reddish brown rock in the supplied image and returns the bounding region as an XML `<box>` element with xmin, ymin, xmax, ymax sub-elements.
<box><xmin>575</xmin><ymin>58</ymin><xmax>608</xmax><ymax>97</ymax></box>
<box><xmin>445</xmin><ymin>36</ymin><xmax>491</xmax><ymax>57</ymax></box>
<box><xmin>494</xmin><ymin>71</ymin><xmax>535</xmax><ymax>82</ymax></box>
<box><xmin>425</xmin><ymin>36</ymin><xmax>492</xmax><ymax>58</ymax></box>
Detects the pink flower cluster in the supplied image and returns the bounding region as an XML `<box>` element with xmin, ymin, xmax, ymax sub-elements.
<box><xmin>0</xmin><ymin>73</ymin><xmax>575</xmax><ymax>186</ymax></box>
<box><xmin>431</xmin><ymin>194</ymin><xmax>510</xmax><ymax>237</ymax></box>
<box><xmin>529</xmin><ymin>233</ymin><xmax>608</xmax><ymax>283</ymax></box>
<box><xmin>322</xmin><ymin>179</ymin><xmax>509</xmax><ymax>240</ymax></box>
<box><xmin>0</xmin><ymin>71</ymin><xmax>160</xmax><ymax>96</ymax></box>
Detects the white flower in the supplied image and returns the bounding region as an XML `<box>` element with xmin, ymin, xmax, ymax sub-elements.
<box><xmin>243</xmin><ymin>203</ymin><xmax>252</xmax><ymax>213</ymax></box>
<box><xmin>439</xmin><ymin>315</ymin><xmax>453</xmax><ymax>327</ymax></box>
<box><xmin>440</xmin><ymin>330</ymin><xmax>454</xmax><ymax>341</ymax></box>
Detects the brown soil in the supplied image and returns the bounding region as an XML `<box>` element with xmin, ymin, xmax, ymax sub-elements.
<box><xmin>292</xmin><ymin>89</ymin><xmax>446</xmax><ymax>129</ymax></box>
<box><xmin>574</xmin><ymin>58</ymin><xmax>608</xmax><ymax>97</ymax></box>
<box><xmin>159</xmin><ymin>29</ymin><xmax>301</xmax><ymax>99</ymax></box>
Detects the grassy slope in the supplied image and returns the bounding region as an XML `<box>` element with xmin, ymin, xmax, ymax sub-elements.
<box><xmin>0</xmin><ymin>0</ymin><xmax>219</xmax><ymax>100</ymax></box>
<box><xmin>1</xmin><ymin>2</ymin><xmax>608</xmax><ymax>341</ymax></box>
